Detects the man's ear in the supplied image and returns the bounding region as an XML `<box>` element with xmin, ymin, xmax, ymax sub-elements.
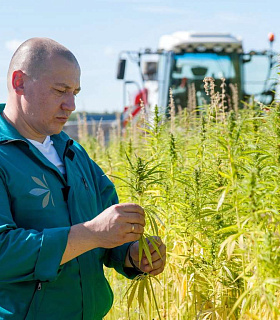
<box><xmin>12</xmin><ymin>70</ymin><xmax>25</xmax><ymax>95</ymax></box>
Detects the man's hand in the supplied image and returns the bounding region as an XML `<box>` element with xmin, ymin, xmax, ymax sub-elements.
<box><xmin>61</xmin><ymin>203</ymin><xmax>145</xmax><ymax>265</ymax></box>
<box><xmin>86</xmin><ymin>203</ymin><xmax>145</xmax><ymax>248</ymax></box>
<box><xmin>125</xmin><ymin>237</ymin><xmax>166</xmax><ymax>276</ymax></box>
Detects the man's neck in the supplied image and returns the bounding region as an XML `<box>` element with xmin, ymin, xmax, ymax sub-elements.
<box><xmin>2</xmin><ymin>110</ymin><xmax>46</xmax><ymax>143</ymax></box>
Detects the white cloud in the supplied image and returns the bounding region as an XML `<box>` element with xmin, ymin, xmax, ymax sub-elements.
<box><xmin>5</xmin><ymin>39</ymin><xmax>23</xmax><ymax>52</ymax></box>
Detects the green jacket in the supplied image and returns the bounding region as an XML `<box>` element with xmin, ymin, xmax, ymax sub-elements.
<box><xmin>0</xmin><ymin>108</ymin><xmax>138</xmax><ymax>320</ymax></box>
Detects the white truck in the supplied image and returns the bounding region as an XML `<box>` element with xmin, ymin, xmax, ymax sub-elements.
<box><xmin>117</xmin><ymin>31</ymin><xmax>278</xmax><ymax>125</ymax></box>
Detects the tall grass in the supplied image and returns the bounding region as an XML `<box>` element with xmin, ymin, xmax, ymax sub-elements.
<box><xmin>80</xmin><ymin>82</ymin><xmax>280</xmax><ymax>319</ymax></box>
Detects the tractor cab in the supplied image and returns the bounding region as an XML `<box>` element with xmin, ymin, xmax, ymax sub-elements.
<box><xmin>117</xmin><ymin>32</ymin><xmax>278</xmax><ymax>125</ymax></box>
<box><xmin>168</xmin><ymin>51</ymin><xmax>241</xmax><ymax>110</ymax></box>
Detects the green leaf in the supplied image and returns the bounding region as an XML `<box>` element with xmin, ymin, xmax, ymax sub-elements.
<box><xmin>138</xmin><ymin>237</ymin><xmax>144</xmax><ymax>268</ymax></box>
<box><xmin>144</xmin><ymin>276</ymin><xmax>151</xmax><ymax>302</ymax></box>
<box><xmin>218</xmin><ymin>171</ymin><xmax>231</xmax><ymax>180</ymax></box>
<box><xmin>228</xmin><ymin>288</ymin><xmax>251</xmax><ymax>317</ymax></box>
<box><xmin>125</xmin><ymin>151</ymin><xmax>134</xmax><ymax>169</ymax></box>
<box><xmin>138</xmin><ymin>278</ymin><xmax>146</xmax><ymax>311</ymax></box>
<box><xmin>148</xmin><ymin>273</ymin><xmax>162</xmax><ymax>286</ymax></box>
<box><xmin>146</xmin><ymin>235</ymin><xmax>162</xmax><ymax>259</ymax></box>
<box><xmin>216</xmin><ymin>189</ymin><xmax>226</xmax><ymax>211</ymax></box>
<box><xmin>218</xmin><ymin>233</ymin><xmax>240</xmax><ymax>257</ymax></box>
<box><xmin>223</xmin><ymin>265</ymin><xmax>234</xmax><ymax>281</ymax></box>
<box><xmin>127</xmin><ymin>280</ymin><xmax>139</xmax><ymax>310</ymax></box>
<box><xmin>142</xmin><ymin>237</ymin><xmax>153</xmax><ymax>267</ymax></box>
<box><xmin>146</xmin><ymin>213</ymin><xmax>159</xmax><ymax>236</ymax></box>
<box><xmin>215</xmin><ymin>225</ymin><xmax>238</xmax><ymax>235</ymax></box>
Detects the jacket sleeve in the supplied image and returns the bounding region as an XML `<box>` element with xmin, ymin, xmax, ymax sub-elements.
<box><xmin>93</xmin><ymin>163</ymin><xmax>142</xmax><ymax>279</ymax></box>
<box><xmin>0</xmin><ymin>176</ymin><xmax>70</xmax><ymax>283</ymax></box>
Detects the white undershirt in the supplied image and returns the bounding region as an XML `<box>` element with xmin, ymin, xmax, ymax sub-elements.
<box><xmin>27</xmin><ymin>136</ymin><xmax>66</xmax><ymax>174</ymax></box>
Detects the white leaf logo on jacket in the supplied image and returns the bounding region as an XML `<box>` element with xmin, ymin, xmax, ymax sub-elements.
<box><xmin>29</xmin><ymin>175</ymin><xmax>55</xmax><ymax>208</ymax></box>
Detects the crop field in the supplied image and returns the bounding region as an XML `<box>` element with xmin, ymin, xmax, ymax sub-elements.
<box><xmin>80</xmin><ymin>84</ymin><xmax>280</xmax><ymax>319</ymax></box>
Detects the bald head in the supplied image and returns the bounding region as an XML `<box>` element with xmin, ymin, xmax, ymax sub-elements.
<box><xmin>7</xmin><ymin>37</ymin><xmax>80</xmax><ymax>91</ymax></box>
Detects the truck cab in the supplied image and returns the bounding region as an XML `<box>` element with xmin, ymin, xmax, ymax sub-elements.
<box><xmin>117</xmin><ymin>32</ymin><xmax>278</xmax><ymax>124</ymax></box>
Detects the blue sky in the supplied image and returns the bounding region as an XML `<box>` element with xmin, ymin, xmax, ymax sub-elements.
<box><xmin>0</xmin><ymin>0</ymin><xmax>279</xmax><ymax>113</ymax></box>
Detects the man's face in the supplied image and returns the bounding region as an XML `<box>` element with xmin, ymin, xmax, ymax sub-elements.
<box><xmin>21</xmin><ymin>55</ymin><xmax>81</xmax><ymax>140</ymax></box>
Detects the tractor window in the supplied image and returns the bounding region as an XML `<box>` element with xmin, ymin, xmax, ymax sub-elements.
<box><xmin>172</xmin><ymin>53</ymin><xmax>236</xmax><ymax>80</ymax></box>
<box><xmin>243</xmin><ymin>54</ymin><xmax>278</xmax><ymax>99</ymax></box>
<box><xmin>170</xmin><ymin>53</ymin><xmax>237</xmax><ymax>109</ymax></box>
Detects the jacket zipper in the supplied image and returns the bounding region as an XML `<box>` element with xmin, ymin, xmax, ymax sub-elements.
<box><xmin>37</xmin><ymin>282</ymin><xmax>42</xmax><ymax>291</ymax></box>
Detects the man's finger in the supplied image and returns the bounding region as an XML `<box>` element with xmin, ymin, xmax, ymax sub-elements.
<box><xmin>142</xmin><ymin>251</ymin><xmax>166</xmax><ymax>266</ymax></box>
<box><xmin>145</xmin><ymin>238</ymin><xmax>163</xmax><ymax>255</ymax></box>
<box><xmin>124</xmin><ymin>233</ymin><xmax>142</xmax><ymax>243</ymax></box>
<box><xmin>125</xmin><ymin>223</ymin><xmax>144</xmax><ymax>235</ymax></box>
<box><xmin>144</xmin><ymin>255</ymin><xmax>165</xmax><ymax>269</ymax></box>
<box><xmin>125</xmin><ymin>212</ymin><xmax>145</xmax><ymax>226</ymax></box>
<box><xmin>142</xmin><ymin>256</ymin><xmax>166</xmax><ymax>274</ymax></box>
<box><xmin>147</xmin><ymin>236</ymin><xmax>162</xmax><ymax>249</ymax></box>
<box><xmin>149</xmin><ymin>265</ymin><xmax>165</xmax><ymax>276</ymax></box>
<box><xmin>116</xmin><ymin>203</ymin><xmax>145</xmax><ymax>216</ymax></box>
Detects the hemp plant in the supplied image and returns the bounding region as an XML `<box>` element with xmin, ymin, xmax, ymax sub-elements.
<box><xmin>112</xmin><ymin>150</ymin><xmax>164</xmax><ymax>319</ymax></box>
<box><xmin>79</xmin><ymin>75</ymin><xmax>280</xmax><ymax>319</ymax></box>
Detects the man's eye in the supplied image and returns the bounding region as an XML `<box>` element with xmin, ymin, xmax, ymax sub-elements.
<box><xmin>55</xmin><ymin>89</ymin><xmax>66</xmax><ymax>94</ymax></box>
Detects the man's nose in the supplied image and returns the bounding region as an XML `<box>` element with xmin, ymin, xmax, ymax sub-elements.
<box><xmin>61</xmin><ymin>93</ymin><xmax>76</xmax><ymax>111</ymax></box>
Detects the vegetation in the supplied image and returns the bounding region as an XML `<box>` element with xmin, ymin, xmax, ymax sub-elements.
<box><xmin>79</xmin><ymin>78</ymin><xmax>280</xmax><ymax>319</ymax></box>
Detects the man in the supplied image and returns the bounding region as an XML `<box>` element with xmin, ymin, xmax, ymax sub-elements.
<box><xmin>0</xmin><ymin>38</ymin><xmax>166</xmax><ymax>320</ymax></box>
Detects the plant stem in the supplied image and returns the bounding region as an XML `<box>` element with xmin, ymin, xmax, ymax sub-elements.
<box><xmin>149</xmin><ymin>275</ymin><xmax>162</xmax><ymax>320</ymax></box>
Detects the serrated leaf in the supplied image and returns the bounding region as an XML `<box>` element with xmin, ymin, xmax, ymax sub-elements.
<box><xmin>146</xmin><ymin>236</ymin><xmax>162</xmax><ymax>259</ymax></box>
<box><xmin>147</xmin><ymin>214</ymin><xmax>155</xmax><ymax>235</ymax></box>
<box><xmin>217</xmin><ymin>190</ymin><xmax>226</xmax><ymax>211</ymax></box>
<box><xmin>144</xmin><ymin>276</ymin><xmax>151</xmax><ymax>302</ymax></box>
<box><xmin>127</xmin><ymin>281</ymin><xmax>139</xmax><ymax>310</ymax></box>
<box><xmin>180</xmin><ymin>274</ymin><xmax>187</xmax><ymax>302</ymax></box>
<box><xmin>218</xmin><ymin>171</ymin><xmax>231</xmax><ymax>180</ymax></box>
<box><xmin>227</xmin><ymin>240</ymin><xmax>236</xmax><ymax>260</ymax></box>
<box><xmin>238</xmin><ymin>234</ymin><xmax>244</xmax><ymax>250</ymax></box>
<box><xmin>147</xmin><ymin>208</ymin><xmax>165</xmax><ymax>227</ymax></box>
<box><xmin>138</xmin><ymin>279</ymin><xmax>146</xmax><ymax>311</ymax></box>
<box><xmin>228</xmin><ymin>289</ymin><xmax>251</xmax><ymax>317</ymax></box>
<box><xmin>149</xmin><ymin>273</ymin><xmax>162</xmax><ymax>286</ymax></box>
<box><xmin>223</xmin><ymin>265</ymin><xmax>234</xmax><ymax>281</ymax></box>
<box><xmin>138</xmin><ymin>237</ymin><xmax>144</xmax><ymax>268</ymax></box>
<box><xmin>215</xmin><ymin>225</ymin><xmax>238</xmax><ymax>235</ymax></box>
<box><xmin>142</xmin><ymin>237</ymin><xmax>153</xmax><ymax>267</ymax></box>
<box><xmin>218</xmin><ymin>235</ymin><xmax>234</xmax><ymax>257</ymax></box>
<box><xmin>192</xmin><ymin>236</ymin><xmax>206</xmax><ymax>249</ymax></box>
<box><xmin>123</xmin><ymin>278</ymin><xmax>137</xmax><ymax>299</ymax></box>
<box><xmin>146</xmin><ymin>214</ymin><xmax>159</xmax><ymax>236</ymax></box>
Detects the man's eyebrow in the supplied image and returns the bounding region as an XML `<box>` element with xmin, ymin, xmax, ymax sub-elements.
<box><xmin>54</xmin><ymin>83</ymin><xmax>81</xmax><ymax>92</ymax></box>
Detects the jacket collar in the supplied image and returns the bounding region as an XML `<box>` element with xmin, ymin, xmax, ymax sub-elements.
<box><xmin>0</xmin><ymin>106</ymin><xmax>73</xmax><ymax>161</ymax></box>
<box><xmin>0</xmin><ymin>111</ymin><xmax>26</xmax><ymax>143</ymax></box>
